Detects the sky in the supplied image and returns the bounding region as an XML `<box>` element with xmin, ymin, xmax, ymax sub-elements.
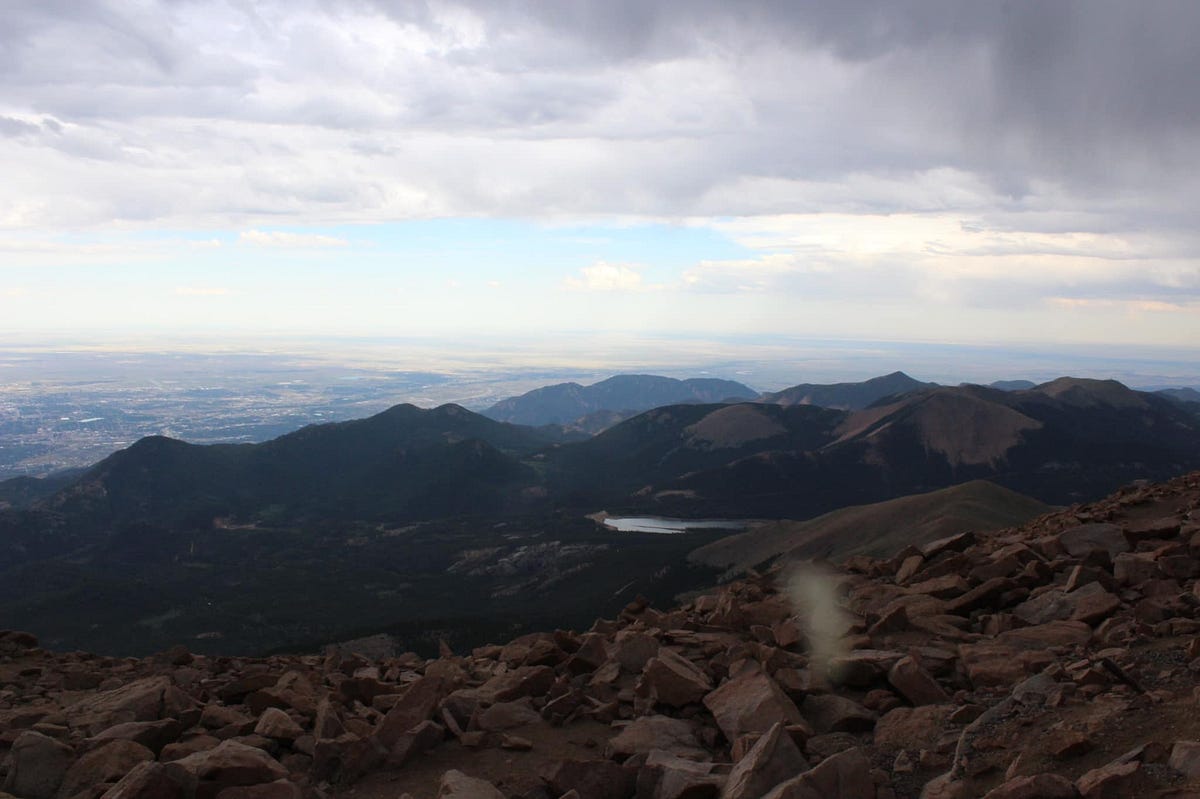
<box><xmin>2</xmin><ymin>1</ymin><xmax>1200</xmax><ymax>350</ymax></box>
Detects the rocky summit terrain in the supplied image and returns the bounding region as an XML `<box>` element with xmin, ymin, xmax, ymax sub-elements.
<box><xmin>4</xmin><ymin>473</ymin><xmax>1200</xmax><ymax>799</ymax></box>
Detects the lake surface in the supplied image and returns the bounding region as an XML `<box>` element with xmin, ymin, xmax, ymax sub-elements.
<box><xmin>602</xmin><ymin>516</ymin><xmax>749</xmax><ymax>534</ymax></box>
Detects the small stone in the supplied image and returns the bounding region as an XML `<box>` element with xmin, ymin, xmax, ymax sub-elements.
<box><xmin>1169</xmin><ymin>740</ymin><xmax>1200</xmax><ymax>777</ymax></box>
<box><xmin>438</xmin><ymin>770</ymin><xmax>506</xmax><ymax>799</ymax></box>
<box><xmin>499</xmin><ymin>734</ymin><xmax>532</xmax><ymax>751</ymax></box>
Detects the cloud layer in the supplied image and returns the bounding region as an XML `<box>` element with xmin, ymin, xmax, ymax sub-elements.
<box><xmin>4</xmin><ymin>1</ymin><xmax>1198</xmax><ymax>227</ymax></box>
<box><xmin>1</xmin><ymin>1</ymin><xmax>1198</xmax><ymax>343</ymax></box>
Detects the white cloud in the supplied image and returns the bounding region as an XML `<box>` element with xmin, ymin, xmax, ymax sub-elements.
<box><xmin>564</xmin><ymin>261</ymin><xmax>649</xmax><ymax>292</ymax></box>
<box><xmin>237</xmin><ymin>230</ymin><xmax>349</xmax><ymax>248</ymax></box>
<box><xmin>682</xmin><ymin>213</ymin><xmax>1200</xmax><ymax>308</ymax></box>
<box><xmin>173</xmin><ymin>286</ymin><xmax>231</xmax><ymax>296</ymax></box>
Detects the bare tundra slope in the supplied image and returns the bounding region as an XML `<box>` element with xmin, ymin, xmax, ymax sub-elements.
<box><xmin>689</xmin><ymin>479</ymin><xmax>1053</xmax><ymax>577</ymax></box>
<box><xmin>2</xmin><ymin>472</ymin><xmax>1200</xmax><ymax>798</ymax></box>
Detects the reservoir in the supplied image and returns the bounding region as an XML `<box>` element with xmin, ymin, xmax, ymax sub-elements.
<box><xmin>602</xmin><ymin>516</ymin><xmax>749</xmax><ymax>534</ymax></box>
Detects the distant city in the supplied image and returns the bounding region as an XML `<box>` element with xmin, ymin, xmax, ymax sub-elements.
<box><xmin>2</xmin><ymin>336</ymin><xmax>1199</xmax><ymax>478</ymax></box>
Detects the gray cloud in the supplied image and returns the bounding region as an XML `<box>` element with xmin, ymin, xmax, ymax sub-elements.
<box><xmin>1</xmin><ymin>0</ymin><xmax>1199</xmax><ymax>240</ymax></box>
<box><xmin>0</xmin><ymin>116</ymin><xmax>43</xmax><ymax>137</ymax></box>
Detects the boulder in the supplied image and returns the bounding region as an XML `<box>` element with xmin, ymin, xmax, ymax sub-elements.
<box><xmin>97</xmin><ymin>761</ymin><xmax>197</xmax><ymax>799</ymax></box>
<box><xmin>612</xmin><ymin>632</ymin><xmax>660</xmax><ymax>673</ymax></box>
<box><xmin>945</xmin><ymin>578</ymin><xmax>1018</xmax><ymax>616</ymax></box>
<box><xmin>702</xmin><ymin>673</ymin><xmax>803</xmax><ymax>743</ymax></box>
<box><xmin>201</xmin><ymin>705</ymin><xmax>254</xmax><ymax>732</ymax></box>
<box><xmin>311</xmin><ymin>732</ymin><xmax>384</xmax><ymax>785</ymax></box>
<box><xmin>800</xmin><ymin>695</ymin><xmax>877</xmax><ymax>734</ymax></box>
<box><xmin>722</xmin><ymin>722</ymin><xmax>808</xmax><ymax>799</ymax></box>
<box><xmin>827</xmin><ymin>650</ymin><xmax>904</xmax><ymax>688</ymax></box>
<box><xmin>375</xmin><ymin>676</ymin><xmax>445</xmax><ymax>749</ymax></box>
<box><xmin>886</xmin><ymin>656</ymin><xmax>950</xmax><ymax>706</ymax></box>
<box><xmin>1013</xmin><ymin>583</ymin><xmax>1120</xmax><ymax>627</ymax></box>
<box><xmin>217</xmin><ymin>674</ymin><xmax>278</xmax><ymax>703</ymax></box>
<box><xmin>895</xmin><ymin>555</ymin><xmax>925</xmax><ymax>584</ymax></box>
<box><xmin>475</xmin><ymin>666</ymin><xmax>554</xmax><ymax>704</ymax></box>
<box><xmin>64</xmin><ymin>677</ymin><xmax>172</xmax><ymax>736</ymax></box>
<box><xmin>387</xmin><ymin>720</ymin><xmax>445</xmax><ymax>767</ymax></box>
<box><xmin>606</xmin><ymin>716</ymin><xmax>708</xmax><ymax>761</ymax></box>
<box><xmin>959</xmin><ymin>621</ymin><xmax>1091</xmax><ymax>687</ymax></box>
<box><xmin>1112</xmin><ymin>553</ymin><xmax>1159</xmax><ymax>586</ymax></box>
<box><xmin>2</xmin><ymin>731</ymin><xmax>74</xmax><ymax>799</ymax></box>
<box><xmin>476</xmin><ymin>700</ymin><xmax>540</xmax><ymax>732</ymax></box>
<box><xmin>86</xmin><ymin>719</ymin><xmax>183</xmax><ymax>756</ymax></box>
<box><xmin>160</xmin><ymin>735</ymin><xmax>220</xmax><ymax>762</ymax></box>
<box><xmin>566</xmin><ymin>634</ymin><xmax>610</xmax><ymax>674</ymax></box>
<box><xmin>761</xmin><ymin>747</ymin><xmax>875</xmax><ymax>799</ymax></box>
<box><xmin>921</xmin><ymin>531</ymin><xmax>977</xmax><ymax>559</ymax></box>
<box><xmin>1076</xmin><ymin>759</ymin><xmax>1140</xmax><ymax>798</ymax></box>
<box><xmin>542</xmin><ymin>759</ymin><xmax>637</xmax><ymax>799</ymax></box>
<box><xmin>873</xmin><ymin>705</ymin><xmax>956</xmax><ymax>750</ymax></box>
<box><xmin>638</xmin><ymin>649</ymin><xmax>713</xmax><ymax>707</ymax></box>
<box><xmin>253</xmin><ymin>709</ymin><xmax>303</xmax><ymax>742</ymax></box>
<box><xmin>637</xmin><ymin>751</ymin><xmax>724</xmax><ymax>799</ymax></box>
<box><xmin>1057</xmin><ymin>524</ymin><xmax>1129</xmax><ymax>560</ymax></box>
<box><xmin>311</xmin><ymin>697</ymin><xmax>345</xmax><ymax>741</ymax></box>
<box><xmin>906</xmin><ymin>574</ymin><xmax>970</xmax><ymax>599</ymax></box>
<box><xmin>56</xmin><ymin>740</ymin><xmax>154</xmax><ymax>799</ymax></box>
<box><xmin>173</xmin><ymin>740</ymin><xmax>288</xmax><ymax>789</ymax></box>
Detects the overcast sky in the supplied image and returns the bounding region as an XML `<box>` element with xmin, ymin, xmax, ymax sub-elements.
<box><xmin>2</xmin><ymin>0</ymin><xmax>1199</xmax><ymax>349</ymax></box>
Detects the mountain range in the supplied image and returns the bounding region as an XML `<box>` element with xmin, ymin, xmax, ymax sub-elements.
<box><xmin>646</xmin><ymin>377</ymin><xmax>1200</xmax><ymax>517</ymax></box>
<box><xmin>4</xmin><ymin>372</ymin><xmax>1200</xmax><ymax>655</ymax></box>
<box><xmin>6</xmin><ymin>375</ymin><xmax>1200</xmax><ymax>530</ymax></box>
<box><xmin>33</xmin><ymin>402</ymin><xmax>547</xmax><ymax>532</ymax></box>
<box><xmin>1157</xmin><ymin>386</ymin><xmax>1200</xmax><ymax>404</ymax></box>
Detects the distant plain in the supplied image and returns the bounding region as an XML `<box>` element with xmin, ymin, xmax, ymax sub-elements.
<box><xmin>3</xmin><ymin>334</ymin><xmax>1199</xmax><ymax>478</ymax></box>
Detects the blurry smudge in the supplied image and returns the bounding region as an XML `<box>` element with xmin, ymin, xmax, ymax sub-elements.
<box><xmin>784</xmin><ymin>562</ymin><xmax>852</xmax><ymax>687</ymax></box>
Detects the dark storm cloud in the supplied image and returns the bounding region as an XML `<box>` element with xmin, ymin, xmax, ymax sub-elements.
<box><xmin>395</xmin><ymin>0</ymin><xmax>1200</xmax><ymax>198</ymax></box>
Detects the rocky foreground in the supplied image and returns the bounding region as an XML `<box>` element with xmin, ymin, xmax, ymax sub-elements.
<box><xmin>4</xmin><ymin>474</ymin><xmax>1200</xmax><ymax>799</ymax></box>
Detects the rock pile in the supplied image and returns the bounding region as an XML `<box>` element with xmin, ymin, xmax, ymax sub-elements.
<box><xmin>3</xmin><ymin>472</ymin><xmax>1200</xmax><ymax>798</ymax></box>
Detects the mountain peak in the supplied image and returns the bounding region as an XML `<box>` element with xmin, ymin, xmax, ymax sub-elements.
<box><xmin>483</xmin><ymin>374</ymin><xmax>756</xmax><ymax>427</ymax></box>
<box><xmin>1033</xmin><ymin>377</ymin><xmax>1149</xmax><ymax>408</ymax></box>
<box><xmin>762</xmin><ymin>371</ymin><xmax>935</xmax><ymax>411</ymax></box>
